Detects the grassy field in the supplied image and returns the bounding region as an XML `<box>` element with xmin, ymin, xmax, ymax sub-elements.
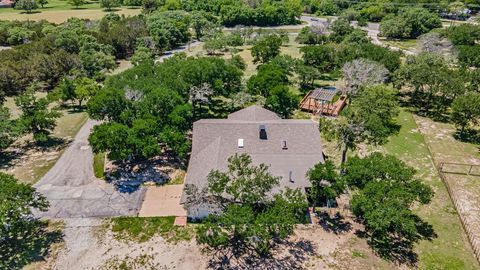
<box><xmin>0</xmin><ymin>0</ymin><xmax>141</xmax><ymax>23</ymax></box>
<box><xmin>382</xmin><ymin>110</ymin><xmax>479</xmax><ymax>269</ymax></box>
<box><xmin>110</xmin><ymin>216</ymin><xmax>193</xmax><ymax>244</ymax></box>
<box><xmin>381</xmin><ymin>38</ymin><xmax>417</xmax><ymax>51</ymax></box>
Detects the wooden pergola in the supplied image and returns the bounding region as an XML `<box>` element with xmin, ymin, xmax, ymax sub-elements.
<box><xmin>299</xmin><ymin>87</ymin><xmax>347</xmax><ymax>117</ymax></box>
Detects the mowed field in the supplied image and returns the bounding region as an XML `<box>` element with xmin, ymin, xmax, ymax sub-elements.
<box><xmin>0</xmin><ymin>0</ymin><xmax>141</xmax><ymax>23</ymax></box>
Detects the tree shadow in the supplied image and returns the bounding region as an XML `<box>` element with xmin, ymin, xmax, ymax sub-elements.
<box><xmin>106</xmin><ymin>151</ymin><xmax>186</xmax><ymax>193</ymax></box>
<box><xmin>317</xmin><ymin>212</ymin><xmax>352</xmax><ymax>234</ymax></box>
<box><xmin>453</xmin><ymin>129</ymin><xmax>480</xmax><ymax>145</ymax></box>
<box><xmin>0</xmin><ymin>219</ymin><xmax>63</xmax><ymax>269</ymax></box>
<box><xmin>355</xmin><ymin>216</ymin><xmax>436</xmax><ymax>267</ymax></box>
<box><xmin>0</xmin><ymin>136</ymin><xmax>69</xmax><ymax>168</ymax></box>
<box><xmin>206</xmin><ymin>238</ymin><xmax>316</xmax><ymax>270</ymax></box>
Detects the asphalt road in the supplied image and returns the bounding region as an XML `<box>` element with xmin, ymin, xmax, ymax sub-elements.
<box><xmin>34</xmin><ymin>120</ymin><xmax>146</xmax><ymax>218</ymax></box>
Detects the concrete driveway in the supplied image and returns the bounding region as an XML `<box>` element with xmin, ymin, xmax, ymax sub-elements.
<box><xmin>34</xmin><ymin>120</ymin><xmax>145</xmax><ymax>218</ymax></box>
<box><xmin>138</xmin><ymin>185</ymin><xmax>187</xmax><ymax>217</ymax></box>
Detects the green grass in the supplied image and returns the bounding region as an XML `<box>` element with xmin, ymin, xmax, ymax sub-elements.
<box><xmin>382</xmin><ymin>109</ymin><xmax>479</xmax><ymax>270</ymax></box>
<box><xmin>110</xmin><ymin>217</ymin><xmax>193</xmax><ymax>243</ymax></box>
<box><xmin>0</xmin><ymin>0</ymin><xmax>102</xmax><ymax>13</ymax></box>
<box><xmin>93</xmin><ymin>152</ymin><xmax>105</xmax><ymax>179</ymax></box>
<box><xmin>352</xmin><ymin>250</ymin><xmax>367</xmax><ymax>259</ymax></box>
<box><xmin>167</xmin><ymin>170</ymin><xmax>185</xmax><ymax>185</ymax></box>
<box><xmin>382</xmin><ymin>39</ymin><xmax>417</xmax><ymax>51</ymax></box>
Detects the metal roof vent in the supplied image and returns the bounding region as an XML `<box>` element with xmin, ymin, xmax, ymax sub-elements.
<box><xmin>238</xmin><ymin>138</ymin><xmax>244</xmax><ymax>148</ymax></box>
<box><xmin>259</xmin><ymin>125</ymin><xmax>267</xmax><ymax>140</ymax></box>
<box><xmin>289</xmin><ymin>170</ymin><xmax>294</xmax><ymax>183</ymax></box>
<box><xmin>282</xmin><ymin>140</ymin><xmax>288</xmax><ymax>150</ymax></box>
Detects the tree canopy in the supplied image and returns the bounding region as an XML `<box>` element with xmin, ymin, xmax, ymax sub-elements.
<box><xmin>186</xmin><ymin>153</ymin><xmax>307</xmax><ymax>256</ymax></box>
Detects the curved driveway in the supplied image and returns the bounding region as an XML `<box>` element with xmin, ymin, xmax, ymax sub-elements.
<box><xmin>34</xmin><ymin>120</ymin><xmax>145</xmax><ymax>218</ymax></box>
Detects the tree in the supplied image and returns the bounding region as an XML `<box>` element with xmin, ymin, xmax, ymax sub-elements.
<box><xmin>15</xmin><ymin>89</ymin><xmax>62</xmax><ymax>143</ymax></box>
<box><xmin>68</xmin><ymin>0</ymin><xmax>85</xmax><ymax>8</ymax></box>
<box><xmin>6</xmin><ymin>27</ymin><xmax>35</xmax><ymax>45</ymax></box>
<box><xmin>443</xmin><ymin>24</ymin><xmax>480</xmax><ymax>46</ymax></box>
<box><xmin>203</xmin><ymin>31</ymin><xmax>228</xmax><ymax>55</ymax></box>
<box><xmin>457</xmin><ymin>45</ymin><xmax>480</xmax><ymax>68</ymax></box>
<box><xmin>74</xmin><ymin>77</ymin><xmax>100</xmax><ymax>107</ymax></box>
<box><xmin>380</xmin><ymin>8</ymin><xmax>442</xmax><ymax>39</ymax></box>
<box><xmin>300</xmin><ymin>45</ymin><xmax>335</xmax><ymax>73</ymax></box>
<box><xmin>265</xmin><ymin>86</ymin><xmax>298</xmax><ymax>119</ymax></box>
<box><xmin>190</xmin><ymin>11</ymin><xmax>215</xmax><ymax>39</ymax></box>
<box><xmin>79</xmin><ymin>48</ymin><xmax>116</xmax><ymax>78</ymax></box>
<box><xmin>100</xmin><ymin>0</ymin><xmax>121</xmax><ymax>11</ymax></box>
<box><xmin>123</xmin><ymin>0</ymin><xmax>141</xmax><ymax>7</ymax></box>
<box><xmin>296</xmin><ymin>26</ymin><xmax>328</xmax><ymax>45</ymax></box>
<box><xmin>296</xmin><ymin>62</ymin><xmax>319</xmax><ymax>89</ymax></box>
<box><xmin>52</xmin><ymin>77</ymin><xmax>76</xmax><ymax>105</ymax></box>
<box><xmin>0</xmin><ymin>106</ymin><xmax>19</xmax><ymax>151</ymax></box>
<box><xmin>185</xmin><ymin>153</ymin><xmax>307</xmax><ymax>256</ymax></box>
<box><xmin>344</xmin><ymin>153</ymin><xmax>434</xmax><ymax>260</ymax></box>
<box><xmin>0</xmin><ymin>172</ymin><xmax>51</xmax><ymax>269</ymax></box>
<box><xmin>342</xmin><ymin>59</ymin><xmax>389</xmax><ymax>96</ymax></box>
<box><xmin>146</xmin><ymin>11</ymin><xmax>191</xmax><ymax>51</ymax></box>
<box><xmin>320</xmin><ymin>85</ymin><xmax>400</xmax><ymax>164</ymax></box>
<box><xmin>189</xmin><ymin>83</ymin><xmax>213</xmax><ymax>119</ymax></box>
<box><xmin>251</xmin><ymin>34</ymin><xmax>283</xmax><ymax>64</ymax></box>
<box><xmin>329</xmin><ymin>18</ymin><xmax>353</xmax><ymax>43</ymax></box>
<box><xmin>14</xmin><ymin>0</ymin><xmax>38</xmax><ymax>13</ymax></box>
<box><xmin>451</xmin><ymin>92</ymin><xmax>480</xmax><ymax>136</ymax></box>
<box><xmin>307</xmin><ymin>160</ymin><xmax>344</xmax><ymax>208</ymax></box>
<box><xmin>394</xmin><ymin>53</ymin><xmax>464</xmax><ymax>115</ymax></box>
<box><xmin>37</xmin><ymin>0</ymin><xmax>47</xmax><ymax>8</ymax></box>
<box><xmin>130</xmin><ymin>45</ymin><xmax>154</xmax><ymax>66</ymax></box>
<box><xmin>247</xmin><ymin>63</ymin><xmax>288</xmax><ymax>97</ymax></box>
<box><xmin>417</xmin><ymin>32</ymin><xmax>455</xmax><ymax>58</ymax></box>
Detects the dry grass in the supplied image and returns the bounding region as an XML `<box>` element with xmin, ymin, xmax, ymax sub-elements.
<box><xmin>0</xmin><ymin>8</ymin><xmax>140</xmax><ymax>23</ymax></box>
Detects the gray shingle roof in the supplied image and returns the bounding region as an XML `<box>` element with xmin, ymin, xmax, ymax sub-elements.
<box><xmin>181</xmin><ymin>106</ymin><xmax>324</xmax><ymax>203</ymax></box>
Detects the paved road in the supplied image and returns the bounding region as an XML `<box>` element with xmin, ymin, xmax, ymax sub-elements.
<box><xmin>34</xmin><ymin>120</ymin><xmax>146</xmax><ymax>218</ymax></box>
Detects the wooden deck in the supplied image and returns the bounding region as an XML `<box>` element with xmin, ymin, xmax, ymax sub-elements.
<box><xmin>300</xmin><ymin>90</ymin><xmax>347</xmax><ymax>117</ymax></box>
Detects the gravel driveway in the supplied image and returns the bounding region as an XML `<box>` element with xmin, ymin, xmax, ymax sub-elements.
<box><xmin>34</xmin><ymin>120</ymin><xmax>145</xmax><ymax>218</ymax></box>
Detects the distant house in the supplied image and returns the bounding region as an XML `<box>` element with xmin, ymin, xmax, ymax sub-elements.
<box><xmin>0</xmin><ymin>0</ymin><xmax>13</xmax><ymax>8</ymax></box>
<box><xmin>181</xmin><ymin>105</ymin><xmax>324</xmax><ymax>219</ymax></box>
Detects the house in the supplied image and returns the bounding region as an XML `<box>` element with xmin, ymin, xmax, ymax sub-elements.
<box><xmin>299</xmin><ymin>87</ymin><xmax>347</xmax><ymax>117</ymax></box>
<box><xmin>0</xmin><ymin>0</ymin><xmax>13</xmax><ymax>8</ymax></box>
<box><xmin>181</xmin><ymin>105</ymin><xmax>324</xmax><ymax>219</ymax></box>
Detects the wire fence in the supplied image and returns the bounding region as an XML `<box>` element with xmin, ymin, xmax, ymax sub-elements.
<box><xmin>439</xmin><ymin>162</ymin><xmax>480</xmax><ymax>176</ymax></box>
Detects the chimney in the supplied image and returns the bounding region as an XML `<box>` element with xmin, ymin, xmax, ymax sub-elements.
<box><xmin>259</xmin><ymin>125</ymin><xmax>267</xmax><ymax>140</ymax></box>
<box><xmin>238</xmin><ymin>138</ymin><xmax>244</xmax><ymax>148</ymax></box>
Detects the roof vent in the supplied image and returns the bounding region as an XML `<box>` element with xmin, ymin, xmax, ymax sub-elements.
<box><xmin>282</xmin><ymin>140</ymin><xmax>288</xmax><ymax>150</ymax></box>
<box><xmin>289</xmin><ymin>170</ymin><xmax>294</xmax><ymax>183</ymax></box>
<box><xmin>238</xmin><ymin>138</ymin><xmax>244</xmax><ymax>148</ymax></box>
<box><xmin>259</xmin><ymin>125</ymin><xmax>267</xmax><ymax>140</ymax></box>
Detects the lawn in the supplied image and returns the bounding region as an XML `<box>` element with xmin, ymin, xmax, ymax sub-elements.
<box><xmin>382</xmin><ymin>110</ymin><xmax>479</xmax><ymax>269</ymax></box>
<box><xmin>0</xmin><ymin>0</ymin><xmax>141</xmax><ymax>23</ymax></box>
<box><xmin>110</xmin><ymin>216</ymin><xmax>193</xmax><ymax>244</ymax></box>
<box><xmin>93</xmin><ymin>152</ymin><xmax>105</xmax><ymax>179</ymax></box>
<box><xmin>381</xmin><ymin>38</ymin><xmax>417</xmax><ymax>51</ymax></box>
